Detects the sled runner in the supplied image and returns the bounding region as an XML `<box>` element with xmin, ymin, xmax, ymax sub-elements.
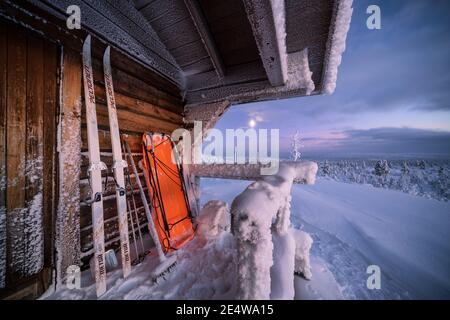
<box><xmin>142</xmin><ymin>133</ymin><xmax>195</xmax><ymax>252</ymax></box>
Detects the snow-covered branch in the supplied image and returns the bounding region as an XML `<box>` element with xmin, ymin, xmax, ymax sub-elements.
<box><xmin>190</xmin><ymin>161</ymin><xmax>318</xmax><ymax>184</ymax></box>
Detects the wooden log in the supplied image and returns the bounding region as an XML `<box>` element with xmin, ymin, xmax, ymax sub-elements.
<box><xmin>94</xmin><ymin>85</ymin><xmax>183</xmax><ymax>125</ymax></box>
<box><xmin>81</xmin><ymin>128</ymin><xmax>142</xmax><ymax>153</ymax></box>
<box><xmin>79</xmin><ymin>172</ymin><xmax>147</xmax><ymax>201</ymax></box>
<box><xmin>80</xmin><ymin>192</ymin><xmax>150</xmax><ymax>230</ymax></box>
<box><xmin>81</xmin><ymin>101</ymin><xmax>181</xmax><ymax>136</ymax></box>
<box><xmin>91</xmin><ymin>58</ymin><xmax>183</xmax><ymax>115</ymax></box>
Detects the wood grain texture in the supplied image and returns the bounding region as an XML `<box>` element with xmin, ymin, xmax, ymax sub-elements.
<box><xmin>42</xmin><ymin>41</ymin><xmax>58</xmax><ymax>269</ymax></box>
<box><xmin>6</xmin><ymin>25</ymin><xmax>27</xmax><ymax>280</ymax></box>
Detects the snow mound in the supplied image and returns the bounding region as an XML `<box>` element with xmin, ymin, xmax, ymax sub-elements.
<box><xmin>292</xmin><ymin>229</ymin><xmax>313</xmax><ymax>280</ymax></box>
<box><xmin>197</xmin><ymin>200</ymin><xmax>230</xmax><ymax>238</ymax></box>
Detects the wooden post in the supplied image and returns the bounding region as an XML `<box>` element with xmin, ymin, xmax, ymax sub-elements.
<box><xmin>55</xmin><ymin>48</ymin><xmax>82</xmax><ymax>286</ymax></box>
<box><xmin>183</xmin><ymin>101</ymin><xmax>231</xmax><ymax>215</ymax></box>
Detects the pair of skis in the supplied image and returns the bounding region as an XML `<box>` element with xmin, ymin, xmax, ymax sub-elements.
<box><xmin>82</xmin><ymin>35</ymin><xmax>131</xmax><ymax>297</ymax></box>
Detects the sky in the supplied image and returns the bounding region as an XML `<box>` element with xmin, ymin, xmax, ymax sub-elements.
<box><xmin>212</xmin><ymin>0</ymin><xmax>450</xmax><ymax>159</ymax></box>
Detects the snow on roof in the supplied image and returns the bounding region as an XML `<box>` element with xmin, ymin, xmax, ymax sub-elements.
<box><xmin>322</xmin><ymin>0</ymin><xmax>353</xmax><ymax>95</ymax></box>
<box><xmin>270</xmin><ymin>0</ymin><xmax>288</xmax><ymax>83</ymax></box>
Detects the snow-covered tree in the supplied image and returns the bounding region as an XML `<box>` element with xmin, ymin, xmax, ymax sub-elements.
<box><xmin>417</xmin><ymin>160</ymin><xmax>426</xmax><ymax>170</ymax></box>
<box><xmin>322</xmin><ymin>160</ymin><xmax>331</xmax><ymax>176</ymax></box>
<box><xmin>402</xmin><ymin>161</ymin><xmax>409</xmax><ymax>175</ymax></box>
<box><xmin>290</xmin><ymin>131</ymin><xmax>303</xmax><ymax>162</ymax></box>
<box><xmin>374</xmin><ymin>160</ymin><xmax>390</xmax><ymax>176</ymax></box>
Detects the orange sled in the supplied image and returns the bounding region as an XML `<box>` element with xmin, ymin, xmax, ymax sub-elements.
<box><xmin>142</xmin><ymin>132</ymin><xmax>195</xmax><ymax>252</ymax></box>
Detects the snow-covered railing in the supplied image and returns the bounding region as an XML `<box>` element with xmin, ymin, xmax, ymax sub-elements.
<box><xmin>190</xmin><ymin>161</ymin><xmax>318</xmax><ymax>183</ymax></box>
<box><xmin>230</xmin><ymin>162</ymin><xmax>317</xmax><ymax>299</ymax></box>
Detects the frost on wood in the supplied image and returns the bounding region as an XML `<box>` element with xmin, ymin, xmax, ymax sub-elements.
<box><xmin>5</xmin><ymin>156</ymin><xmax>45</xmax><ymax>278</ymax></box>
<box><xmin>242</xmin><ymin>0</ymin><xmax>287</xmax><ymax>86</ymax></box>
<box><xmin>292</xmin><ymin>228</ymin><xmax>313</xmax><ymax>280</ymax></box>
<box><xmin>231</xmin><ymin>163</ymin><xmax>317</xmax><ymax>299</ymax></box>
<box><xmin>9</xmin><ymin>193</ymin><xmax>44</xmax><ymax>276</ymax></box>
<box><xmin>322</xmin><ymin>0</ymin><xmax>353</xmax><ymax>94</ymax></box>
<box><xmin>286</xmin><ymin>49</ymin><xmax>315</xmax><ymax>95</ymax></box>
<box><xmin>184</xmin><ymin>101</ymin><xmax>231</xmax><ymax>140</ymax></box>
<box><xmin>0</xmin><ymin>206</ymin><xmax>6</xmax><ymax>288</ymax></box>
<box><xmin>29</xmin><ymin>0</ymin><xmax>183</xmax><ymax>86</ymax></box>
<box><xmin>56</xmin><ymin>96</ymin><xmax>82</xmax><ymax>286</ymax></box>
<box><xmin>191</xmin><ymin>161</ymin><xmax>318</xmax><ymax>185</ymax></box>
<box><xmin>270</xmin><ymin>0</ymin><xmax>288</xmax><ymax>83</ymax></box>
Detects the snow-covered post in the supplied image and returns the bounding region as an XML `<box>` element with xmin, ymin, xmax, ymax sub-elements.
<box><xmin>183</xmin><ymin>101</ymin><xmax>231</xmax><ymax>215</ymax></box>
<box><xmin>231</xmin><ymin>162</ymin><xmax>317</xmax><ymax>299</ymax></box>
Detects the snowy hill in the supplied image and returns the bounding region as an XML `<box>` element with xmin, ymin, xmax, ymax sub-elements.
<box><xmin>315</xmin><ymin>159</ymin><xmax>450</xmax><ymax>202</ymax></box>
<box><xmin>201</xmin><ymin>177</ymin><xmax>450</xmax><ymax>299</ymax></box>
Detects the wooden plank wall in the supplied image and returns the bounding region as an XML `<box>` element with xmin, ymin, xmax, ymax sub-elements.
<box><xmin>78</xmin><ymin>42</ymin><xmax>185</xmax><ymax>268</ymax></box>
<box><xmin>0</xmin><ymin>20</ymin><xmax>58</xmax><ymax>299</ymax></box>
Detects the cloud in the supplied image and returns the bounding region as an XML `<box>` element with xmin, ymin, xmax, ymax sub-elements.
<box><xmin>295</xmin><ymin>127</ymin><xmax>450</xmax><ymax>157</ymax></box>
<box><xmin>215</xmin><ymin>1</ymin><xmax>450</xmax><ymax>159</ymax></box>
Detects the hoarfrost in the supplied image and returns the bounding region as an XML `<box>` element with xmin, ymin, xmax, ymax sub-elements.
<box><xmin>9</xmin><ymin>192</ymin><xmax>44</xmax><ymax>276</ymax></box>
<box><xmin>0</xmin><ymin>165</ymin><xmax>5</xmax><ymax>191</ymax></box>
<box><xmin>286</xmin><ymin>49</ymin><xmax>315</xmax><ymax>95</ymax></box>
<box><xmin>0</xmin><ymin>206</ymin><xmax>5</xmax><ymax>288</ymax></box>
<box><xmin>231</xmin><ymin>163</ymin><xmax>317</xmax><ymax>299</ymax></box>
<box><xmin>270</xmin><ymin>0</ymin><xmax>288</xmax><ymax>82</ymax></box>
<box><xmin>322</xmin><ymin>0</ymin><xmax>353</xmax><ymax>94</ymax></box>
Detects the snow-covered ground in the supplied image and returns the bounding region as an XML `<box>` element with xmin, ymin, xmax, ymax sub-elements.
<box><xmin>201</xmin><ymin>177</ymin><xmax>450</xmax><ymax>299</ymax></box>
<box><xmin>43</xmin><ymin>176</ymin><xmax>450</xmax><ymax>300</ymax></box>
<box><xmin>42</xmin><ymin>229</ymin><xmax>238</xmax><ymax>300</ymax></box>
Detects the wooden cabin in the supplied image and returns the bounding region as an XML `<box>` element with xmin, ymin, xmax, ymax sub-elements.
<box><xmin>0</xmin><ymin>0</ymin><xmax>351</xmax><ymax>299</ymax></box>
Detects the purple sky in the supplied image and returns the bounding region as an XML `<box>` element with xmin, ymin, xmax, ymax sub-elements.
<box><xmin>212</xmin><ymin>0</ymin><xmax>450</xmax><ymax>158</ymax></box>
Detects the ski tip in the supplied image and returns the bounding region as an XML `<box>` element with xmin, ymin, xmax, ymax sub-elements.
<box><xmin>103</xmin><ymin>46</ymin><xmax>111</xmax><ymax>61</ymax></box>
<box><xmin>83</xmin><ymin>35</ymin><xmax>91</xmax><ymax>50</ymax></box>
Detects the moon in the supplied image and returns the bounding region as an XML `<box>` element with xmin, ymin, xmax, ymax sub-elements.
<box><xmin>248</xmin><ymin>119</ymin><xmax>256</xmax><ymax>128</ymax></box>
